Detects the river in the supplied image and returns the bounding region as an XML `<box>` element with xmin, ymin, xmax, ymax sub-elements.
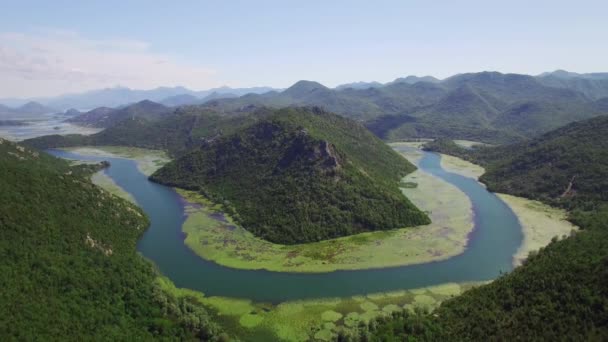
<box><xmin>48</xmin><ymin>148</ymin><xmax>522</xmax><ymax>302</ymax></box>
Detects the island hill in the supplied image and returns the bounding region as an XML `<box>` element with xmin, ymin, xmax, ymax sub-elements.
<box><xmin>150</xmin><ymin>107</ymin><xmax>430</xmax><ymax>244</ymax></box>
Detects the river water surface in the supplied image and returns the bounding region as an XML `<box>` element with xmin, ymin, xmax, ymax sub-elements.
<box><xmin>48</xmin><ymin>148</ymin><xmax>522</xmax><ymax>302</ymax></box>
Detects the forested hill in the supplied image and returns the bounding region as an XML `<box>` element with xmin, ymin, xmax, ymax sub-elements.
<box><xmin>0</xmin><ymin>138</ymin><xmax>224</xmax><ymax>340</ymax></box>
<box><xmin>425</xmin><ymin>115</ymin><xmax>608</xmax><ymax>209</ymax></box>
<box><xmin>354</xmin><ymin>117</ymin><xmax>608</xmax><ymax>340</ymax></box>
<box><xmin>151</xmin><ymin>107</ymin><xmax>430</xmax><ymax>244</ymax></box>
<box><xmin>67</xmin><ymin>100</ymin><xmax>171</xmax><ymax>128</ymax></box>
<box><xmin>200</xmin><ymin>72</ymin><xmax>608</xmax><ymax>144</ymax></box>
<box><xmin>24</xmin><ymin>106</ymin><xmax>263</xmax><ymax>157</ymax></box>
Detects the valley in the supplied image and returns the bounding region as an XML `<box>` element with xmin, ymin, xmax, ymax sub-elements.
<box><xmin>37</xmin><ymin>137</ymin><xmax>575</xmax><ymax>341</ymax></box>
<box><xmin>3</xmin><ymin>72</ymin><xmax>608</xmax><ymax>341</ymax></box>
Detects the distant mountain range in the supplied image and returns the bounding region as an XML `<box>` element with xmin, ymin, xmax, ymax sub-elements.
<box><xmin>0</xmin><ymin>86</ymin><xmax>276</xmax><ymax>111</ymax></box>
<box><xmin>200</xmin><ymin>71</ymin><xmax>608</xmax><ymax>143</ymax></box>
<box><xmin>66</xmin><ymin>100</ymin><xmax>171</xmax><ymax>128</ymax></box>
<box><xmin>8</xmin><ymin>70</ymin><xmax>608</xmax><ymax>144</ymax></box>
<box><xmin>0</xmin><ymin>102</ymin><xmax>56</xmax><ymax>119</ymax></box>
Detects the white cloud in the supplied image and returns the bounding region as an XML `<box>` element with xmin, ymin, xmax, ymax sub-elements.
<box><xmin>0</xmin><ymin>29</ymin><xmax>219</xmax><ymax>97</ymax></box>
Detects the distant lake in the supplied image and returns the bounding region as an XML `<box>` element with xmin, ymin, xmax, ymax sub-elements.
<box><xmin>48</xmin><ymin>148</ymin><xmax>523</xmax><ymax>302</ymax></box>
<box><xmin>0</xmin><ymin>115</ymin><xmax>100</xmax><ymax>141</ymax></box>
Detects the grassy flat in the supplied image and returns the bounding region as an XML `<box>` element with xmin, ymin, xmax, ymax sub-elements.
<box><xmin>62</xmin><ymin>146</ymin><xmax>170</xmax><ymax>176</ymax></box>
<box><xmin>498</xmin><ymin>194</ymin><xmax>578</xmax><ymax>266</ymax></box>
<box><xmin>178</xmin><ymin>162</ymin><xmax>474</xmax><ymax>272</ymax></box>
<box><xmin>157</xmin><ymin>276</ymin><xmax>481</xmax><ymax>342</ymax></box>
<box><xmin>418</xmin><ymin>142</ymin><xmax>579</xmax><ymax>268</ymax></box>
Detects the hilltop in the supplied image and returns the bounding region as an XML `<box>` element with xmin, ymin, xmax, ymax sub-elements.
<box><xmin>0</xmin><ymin>101</ymin><xmax>55</xmax><ymax>119</ymax></box>
<box><xmin>200</xmin><ymin>71</ymin><xmax>608</xmax><ymax>143</ymax></box>
<box><xmin>151</xmin><ymin>107</ymin><xmax>430</xmax><ymax>244</ymax></box>
<box><xmin>67</xmin><ymin>100</ymin><xmax>171</xmax><ymax>128</ymax></box>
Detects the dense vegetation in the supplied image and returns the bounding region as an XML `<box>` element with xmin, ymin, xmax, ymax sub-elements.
<box><xmin>198</xmin><ymin>72</ymin><xmax>608</xmax><ymax>144</ymax></box>
<box><xmin>425</xmin><ymin>116</ymin><xmax>608</xmax><ymax>209</ymax></box>
<box><xmin>0</xmin><ymin>138</ymin><xmax>225</xmax><ymax>340</ymax></box>
<box><xmin>151</xmin><ymin>107</ymin><xmax>429</xmax><ymax>244</ymax></box>
<box><xmin>67</xmin><ymin>100</ymin><xmax>171</xmax><ymax>128</ymax></box>
<box><xmin>353</xmin><ymin>116</ymin><xmax>608</xmax><ymax>340</ymax></box>
<box><xmin>25</xmin><ymin>106</ymin><xmax>262</xmax><ymax>157</ymax></box>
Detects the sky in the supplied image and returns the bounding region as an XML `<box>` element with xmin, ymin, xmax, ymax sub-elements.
<box><xmin>1</xmin><ymin>0</ymin><xmax>607</xmax><ymax>98</ymax></box>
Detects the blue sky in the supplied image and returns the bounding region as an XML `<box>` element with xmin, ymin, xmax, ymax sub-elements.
<box><xmin>1</xmin><ymin>0</ymin><xmax>606</xmax><ymax>97</ymax></box>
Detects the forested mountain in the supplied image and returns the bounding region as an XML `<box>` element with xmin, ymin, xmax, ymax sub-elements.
<box><xmin>150</xmin><ymin>107</ymin><xmax>430</xmax><ymax>244</ymax></box>
<box><xmin>195</xmin><ymin>72</ymin><xmax>608</xmax><ymax>144</ymax></box>
<box><xmin>426</xmin><ymin>115</ymin><xmax>608</xmax><ymax>209</ymax></box>
<box><xmin>25</xmin><ymin>106</ymin><xmax>262</xmax><ymax>157</ymax></box>
<box><xmin>203</xmin><ymin>79</ymin><xmax>447</xmax><ymax>121</ymax></box>
<box><xmin>0</xmin><ymin>138</ymin><xmax>224</xmax><ymax>340</ymax></box>
<box><xmin>537</xmin><ymin>70</ymin><xmax>608</xmax><ymax>100</ymax></box>
<box><xmin>355</xmin><ymin>115</ymin><xmax>608</xmax><ymax>341</ymax></box>
<box><xmin>67</xmin><ymin>100</ymin><xmax>171</xmax><ymax>128</ymax></box>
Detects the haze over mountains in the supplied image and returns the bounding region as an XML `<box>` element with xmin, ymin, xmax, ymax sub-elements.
<box><xmin>0</xmin><ymin>86</ymin><xmax>277</xmax><ymax>111</ymax></box>
<box><xmin>0</xmin><ymin>101</ymin><xmax>56</xmax><ymax>119</ymax></box>
<box><xmin>21</xmin><ymin>69</ymin><xmax>608</xmax><ymax>151</ymax></box>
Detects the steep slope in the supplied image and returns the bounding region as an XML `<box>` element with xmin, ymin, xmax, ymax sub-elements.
<box><xmin>67</xmin><ymin>100</ymin><xmax>171</xmax><ymax>128</ymax></box>
<box><xmin>361</xmin><ymin>210</ymin><xmax>608</xmax><ymax>341</ymax></box>
<box><xmin>479</xmin><ymin>115</ymin><xmax>608</xmax><ymax>207</ymax></box>
<box><xmin>492</xmin><ymin>100</ymin><xmax>600</xmax><ymax>137</ymax></box>
<box><xmin>200</xmin><ymin>72</ymin><xmax>605</xmax><ymax>143</ymax></box>
<box><xmin>375</xmin><ymin>72</ymin><xmax>602</xmax><ymax>142</ymax></box>
<box><xmin>0</xmin><ymin>139</ymin><xmax>223</xmax><ymax>340</ymax></box>
<box><xmin>414</xmin><ymin>84</ymin><xmax>504</xmax><ymax>125</ymax></box>
<box><xmin>425</xmin><ymin>117</ymin><xmax>608</xmax><ymax>207</ymax></box>
<box><xmin>151</xmin><ymin>107</ymin><xmax>430</xmax><ymax>244</ymax></box>
<box><xmin>361</xmin><ymin>118</ymin><xmax>608</xmax><ymax>341</ymax></box>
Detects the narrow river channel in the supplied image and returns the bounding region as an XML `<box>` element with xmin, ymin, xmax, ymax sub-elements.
<box><xmin>49</xmin><ymin>148</ymin><xmax>522</xmax><ymax>302</ymax></box>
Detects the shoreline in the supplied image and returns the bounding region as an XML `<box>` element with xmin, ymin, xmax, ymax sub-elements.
<box><xmin>177</xmin><ymin>161</ymin><xmax>476</xmax><ymax>273</ymax></box>
<box><xmin>423</xmin><ymin>144</ymin><xmax>579</xmax><ymax>267</ymax></box>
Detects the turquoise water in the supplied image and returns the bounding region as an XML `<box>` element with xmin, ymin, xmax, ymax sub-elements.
<box><xmin>48</xmin><ymin>149</ymin><xmax>522</xmax><ymax>302</ymax></box>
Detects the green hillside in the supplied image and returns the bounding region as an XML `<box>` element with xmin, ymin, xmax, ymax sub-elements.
<box><xmin>67</xmin><ymin>100</ymin><xmax>171</xmax><ymax>128</ymax></box>
<box><xmin>426</xmin><ymin>115</ymin><xmax>608</xmax><ymax>208</ymax></box>
<box><xmin>151</xmin><ymin>107</ymin><xmax>430</xmax><ymax>244</ymax></box>
<box><xmin>357</xmin><ymin>117</ymin><xmax>608</xmax><ymax>340</ymax></box>
<box><xmin>25</xmin><ymin>106</ymin><xmax>263</xmax><ymax>157</ymax></box>
<box><xmin>0</xmin><ymin>138</ymin><xmax>224</xmax><ymax>340</ymax></box>
<box><xmin>480</xmin><ymin>116</ymin><xmax>608</xmax><ymax>208</ymax></box>
<box><xmin>200</xmin><ymin>72</ymin><xmax>608</xmax><ymax>144</ymax></box>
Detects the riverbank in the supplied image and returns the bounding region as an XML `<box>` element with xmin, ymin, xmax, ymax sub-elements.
<box><xmin>416</xmin><ymin>143</ymin><xmax>578</xmax><ymax>267</ymax></box>
<box><xmin>177</xmin><ymin>154</ymin><xmax>475</xmax><ymax>273</ymax></box>
<box><xmin>497</xmin><ymin>194</ymin><xmax>578</xmax><ymax>266</ymax></box>
<box><xmin>158</xmin><ymin>276</ymin><xmax>485</xmax><ymax>342</ymax></box>
<box><xmin>61</xmin><ymin>146</ymin><xmax>170</xmax><ymax>176</ymax></box>
<box><xmin>91</xmin><ymin>171</ymin><xmax>137</xmax><ymax>204</ymax></box>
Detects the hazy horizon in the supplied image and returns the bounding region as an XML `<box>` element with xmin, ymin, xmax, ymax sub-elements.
<box><xmin>2</xmin><ymin>0</ymin><xmax>607</xmax><ymax>98</ymax></box>
<box><xmin>2</xmin><ymin>68</ymin><xmax>606</xmax><ymax>103</ymax></box>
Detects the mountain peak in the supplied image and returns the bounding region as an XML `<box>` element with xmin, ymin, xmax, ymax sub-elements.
<box><xmin>17</xmin><ymin>101</ymin><xmax>54</xmax><ymax>114</ymax></box>
<box><xmin>283</xmin><ymin>80</ymin><xmax>329</xmax><ymax>97</ymax></box>
<box><xmin>391</xmin><ymin>75</ymin><xmax>440</xmax><ymax>85</ymax></box>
